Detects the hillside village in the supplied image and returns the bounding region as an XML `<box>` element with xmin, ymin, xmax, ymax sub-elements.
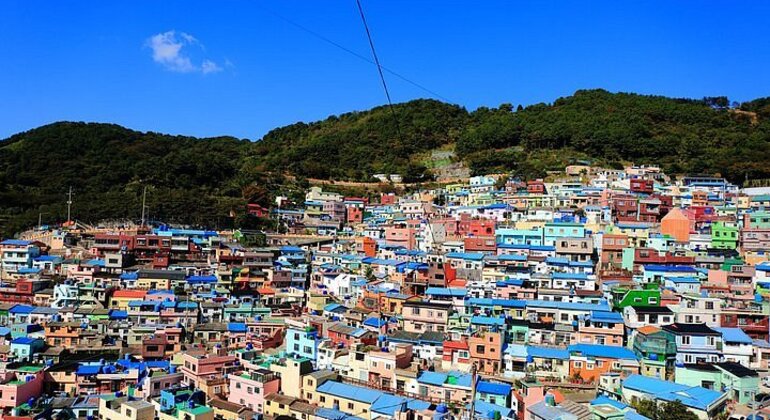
<box><xmin>2</xmin><ymin>164</ymin><xmax>770</xmax><ymax>420</ymax></box>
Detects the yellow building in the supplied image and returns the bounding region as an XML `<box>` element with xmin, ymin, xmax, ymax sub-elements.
<box><xmin>269</xmin><ymin>356</ymin><xmax>316</xmax><ymax>399</ymax></box>
<box><xmin>98</xmin><ymin>395</ymin><xmax>155</xmax><ymax>420</ymax></box>
<box><xmin>306</xmin><ymin>379</ymin><xmax>376</xmax><ymax>418</ymax></box>
<box><xmin>109</xmin><ymin>290</ymin><xmax>148</xmax><ymax>310</ymax></box>
<box><xmin>264</xmin><ymin>393</ymin><xmax>297</xmax><ymax>418</ymax></box>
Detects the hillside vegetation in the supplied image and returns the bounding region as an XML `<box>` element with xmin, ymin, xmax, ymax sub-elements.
<box><xmin>1</xmin><ymin>90</ymin><xmax>769</xmax><ymax>236</ymax></box>
<box><xmin>253</xmin><ymin>99</ymin><xmax>467</xmax><ymax>181</ymax></box>
<box><xmin>457</xmin><ymin>90</ymin><xmax>770</xmax><ymax>179</ymax></box>
<box><xmin>0</xmin><ymin>122</ymin><xmax>255</xmax><ymax>235</ymax></box>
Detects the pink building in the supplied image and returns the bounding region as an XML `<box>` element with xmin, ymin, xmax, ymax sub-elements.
<box><xmin>180</xmin><ymin>348</ymin><xmax>239</xmax><ymax>390</ymax></box>
<box><xmin>384</xmin><ymin>227</ymin><xmax>416</xmax><ymax>249</ymax></box>
<box><xmin>0</xmin><ymin>370</ymin><xmax>44</xmax><ymax>410</ymax></box>
<box><xmin>227</xmin><ymin>368</ymin><xmax>280</xmax><ymax>414</ymax></box>
<box><xmin>366</xmin><ymin>344</ymin><xmax>413</xmax><ymax>389</ymax></box>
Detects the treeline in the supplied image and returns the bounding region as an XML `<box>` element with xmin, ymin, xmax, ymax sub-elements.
<box><xmin>2</xmin><ymin>90</ymin><xmax>770</xmax><ymax>236</ymax></box>
<box><xmin>0</xmin><ymin>122</ymin><xmax>258</xmax><ymax>236</ymax></box>
<box><xmin>456</xmin><ymin>89</ymin><xmax>770</xmax><ymax>179</ymax></box>
<box><xmin>254</xmin><ymin>99</ymin><xmax>467</xmax><ymax>181</ymax></box>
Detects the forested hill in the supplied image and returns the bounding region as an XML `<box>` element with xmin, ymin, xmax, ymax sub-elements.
<box><xmin>254</xmin><ymin>99</ymin><xmax>467</xmax><ymax>180</ymax></box>
<box><xmin>0</xmin><ymin>122</ymin><xmax>256</xmax><ymax>235</ymax></box>
<box><xmin>2</xmin><ymin>90</ymin><xmax>770</xmax><ymax>235</ymax></box>
<box><xmin>456</xmin><ymin>90</ymin><xmax>770</xmax><ymax>180</ymax></box>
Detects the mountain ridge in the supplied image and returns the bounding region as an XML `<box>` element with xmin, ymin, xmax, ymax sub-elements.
<box><xmin>2</xmin><ymin>89</ymin><xmax>770</xmax><ymax>236</ymax></box>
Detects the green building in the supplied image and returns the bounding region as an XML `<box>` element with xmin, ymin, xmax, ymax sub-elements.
<box><xmin>611</xmin><ymin>286</ymin><xmax>661</xmax><ymax>310</ymax></box>
<box><xmin>747</xmin><ymin>211</ymin><xmax>770</xmax><ymax>229</ymax></box>
<box><xmin>631</xmin><ymin>327</ymin><xmax>676</xmax><ymax>380</ymax></box>
<box><xmin>711</xmin><ymin>221</ymin><xmax>739</xmax><ymax>250</ymax></box>
<box><xmin>675</xmin><ymin>362</ymin><xmax>759</xmax><ymax>405</ymax></box>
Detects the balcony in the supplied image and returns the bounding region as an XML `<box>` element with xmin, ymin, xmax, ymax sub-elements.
<box><xmin>634</xmin><ymin>340</ymin><xmax>677</xmax><ymax>355</ymax></box>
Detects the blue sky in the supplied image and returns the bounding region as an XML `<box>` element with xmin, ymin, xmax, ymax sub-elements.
<box><xmin>2</xmin><ymin>1</ymin><xmax>769</xmax><ymax>140</ymax></box>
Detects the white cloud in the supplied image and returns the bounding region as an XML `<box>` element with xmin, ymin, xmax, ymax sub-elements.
<box><xmin>201</xmin><ymin>60</ymin><xmax>222</xmax><ymax>74</ymax></box>
<box><xmin>146</xmin><ymin>30</ymin><xmax>224</xmax><ymax>75</ymax></box>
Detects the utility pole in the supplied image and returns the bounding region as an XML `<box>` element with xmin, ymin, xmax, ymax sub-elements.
<box><xmin>468</xmin><ymin>362</ymin><xmax>477</xmax><ymax>420</ymax></box>
<box><xmin>66</xmin><ymin>186</ymin><xmax>73</xmax><ymax>223</ymax></box>
<box><xmin>141</xmin><ymin>186</ymin><xmax>148</xmax><ymax>227</ymax></box>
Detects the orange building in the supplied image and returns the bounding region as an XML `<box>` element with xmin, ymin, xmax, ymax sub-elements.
<box><xmin>567</xmin><ymin>344</ymin><xmax>639</xmax><ymax>382</ymax></box>
<box><xmin>468</xmin><ymin>331</ymin><xmax>503</xmax><ymax>374</ymax></box>
<box><xmin>354</xmin><ymin>236</ymin><xmax>377</xmax><ymax>257</ymax></box>
<box><xmin>660</xmin><ymin>207</ymin><xmax>691</xmax><ymax>242</ymax></box>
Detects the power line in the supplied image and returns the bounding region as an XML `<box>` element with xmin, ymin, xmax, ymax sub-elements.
<box><xmin>256</xmin><ymin>5</ymin><xmax>451</xmax><ymax>102</ymax></box>
<box><xmin>354</xmin><ymin>0</ymin><xmax>405</xmax><ymax>148</ymax></box>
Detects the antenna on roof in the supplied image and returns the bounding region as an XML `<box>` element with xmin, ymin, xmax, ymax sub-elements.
<box><xmin>141</xmin><ymin>186</ymin><xmax>148</xmax><ymax>227</ymax></box>
<box><xmin>66</xmin><ymin>186</ymin><xmax>73</xmax><ymax>223</ymax></box>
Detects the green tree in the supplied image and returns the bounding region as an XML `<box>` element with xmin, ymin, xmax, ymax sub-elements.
<box><xmin>631</xmin><ymin>399</ymin><xmax>698</xmax><ymax>420</ymax></box>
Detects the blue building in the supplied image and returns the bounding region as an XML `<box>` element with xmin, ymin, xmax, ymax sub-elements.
<box><xmin>286</xmin><ymin>326</ymin><xmax>320</xmax><ymax>363</ymax></box>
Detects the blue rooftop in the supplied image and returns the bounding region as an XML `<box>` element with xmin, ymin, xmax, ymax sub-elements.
<box><xmin>316</xmin><ymin>381</ymin><xmax>384</xmax><ymax>404</ymax></box>
<box><xmin>527</xmin><ymin>346</ymin><xmax>570</xmax><ymax>360</ymax></box>
<box><xmin>622</xmin><ymin>374</ymin><xmax>725</xmax><ymax>410</ymax></box>
<box><xmin>590</xmin><ymin>311</ymin><xmax>624</xmax><ymax>324</ymax></box>
<box><xmin>468</xmin><ymin>400</ymin><xmax>515</xmax><ymax>419</ymax></box>
<box><xmin>467</xmin><ymin>298</ymin><xmax>527</xmax><ymax>309</ymax></box>
<box><xmin>426</xmin><ymin>287</ymin><xmax>467</xmax><ymax>297</ymax></box>
<box><xmin>471</xmin><ymin>316</ymin><xmax>505</xmax><ymax>327</ymax></box>
<box><xmin>9</xmin><ymin>305</ymin><xmax>35</xmax><ymax>314</ymax></box>
<box><xmin>324</xmin><ymin>303</ymin><xmax>347</xmax><ymax>313</ymax></box>
<box><xmin>0</xmin><ymin>239</ymin><xmax>32</xmax><ymax>246</ymax></box>
<box><xmin>643</xmin><ymin>265</ymin><xmax>698</xmax><ymax>273</ymax></box>
<box><xmin>715</xmin><ymin>327</ymin><xmax>753</xmax><ymax>344</ymax></box>
<box><xmin>526</xmin><ymin>299</ymin><xmax>610</xmax><ymax>312</ymax></box>
<box><xmin>280</xmin><ymin>245</ymin><xmax>305</xmax><ymax>253</ymax></box>
<box><xmin>227</xmin><ymin>323</ymin><xmax>247</xmax><ymax>333</ymax></box>
<box><xmin>11</xmin><ymin>337</ymin><xmax>38</xmax><ymax>345</ymax></box>
<box><xmin>315</xmin><ymin>408</ymin><xmax>365</xmax><ymax>420</ymax></box>
<box><xmin>417</xmin><ymin>371</ymin><xmax>472</xmax><ymax>387</ymax></box>
<box><xmin>363</xmin><ymin>317</ymin><xmax>388</xmax><ymax>328</ymax></box>
<box><xmin>666</xmin><ymin>276</ymin><xmax>700</xmax><ymax>284</ymax></box>
<box><xmin>187</xmin><ymin>275</ymin><xmax>217</xmax><ymax>284</ymax></box>
<box><xmin>568</xmin><ymin>344</ymin><xmax>637</xmax><ymax>360</ymax></box>
<box><xmin>120</xmin><ymin>272</ymin><xmax>138</xmax><ymax>280</ymax></box>
<box><xmin>477</xmin><ymin>381</ymin><xmax>511</xmax><ymax>395</ymax></box>
<box><xmin>552</xmin><ymin>272</ymin><xmax>589</xmax><ymax>280</ymax></box>
<box><xmin>446</xmin><ymin>252</ymin><xmax>485</xmax><ymax>261</ymax></box>
<box><xmin>76</xmin><ymin>364</ymin><xmax>102</xmax><ymax>376</ymax></box>
<box><xmin>590</xmin><ymin>396</ymin><xmax>628</xmax><ymax>410</ymax></box>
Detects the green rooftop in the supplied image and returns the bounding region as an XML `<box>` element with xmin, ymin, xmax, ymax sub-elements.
<box><xmin>178</xmin><ymin>403</ymin><xmax>213</xmax><ymax>415</ymax></box>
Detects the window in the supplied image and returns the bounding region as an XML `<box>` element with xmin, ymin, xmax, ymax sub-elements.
<box><xmin>681</xmin><ymin>336</ymin><xmax>691</xmax><ymax>345</ymax></box>
<box><xmin>348</xmin><ymin>403</ymin><xmax>354</xmax><ymax>410</ymax></box>
<box><xmin>476</xmin><ymin>345</ymin><xmax>485</xmax><ymax>354</ymax></box>
<box><xmin>574</xmin><ymin>361</ymin><xmax>583</xmax><ymax>368</ymax></box>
